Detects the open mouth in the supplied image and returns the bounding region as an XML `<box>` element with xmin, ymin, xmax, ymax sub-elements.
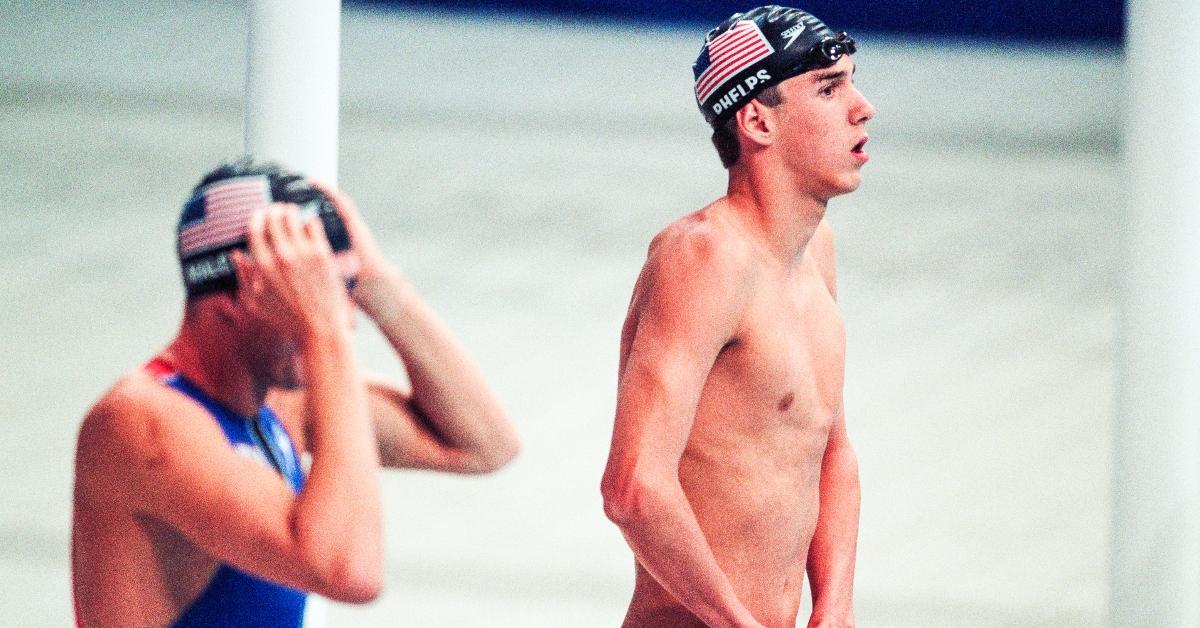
<box><xmin>852</xmin><ymin>137</ymin><xmax>868</xmax><ymax>154</ymax></box>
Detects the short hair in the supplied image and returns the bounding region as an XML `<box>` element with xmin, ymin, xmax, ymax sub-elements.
<box><xmin>710</xmin><ymin>85</ymin><xmax>784</xmax><ymax>169</ymax></box>
<box><xmin>192</xmin><ymin>157</ymin><xmax>314</xmax><ymax>205</ymax></box>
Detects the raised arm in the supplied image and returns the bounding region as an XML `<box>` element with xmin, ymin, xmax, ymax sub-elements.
<box><xmin>355</xmin><ymin>269</ymin><xmax>519</xmax><ymax>473</ymax></box>
<box><xmin>79</xmin><ymin>206</ymin><xmax>383</xmax><ymax>604</ymax></box>
<box><xmin>319</xmin><ymin>184</ymin><xmax>518</xmax><ymax>474</ymax></box>
<box><xmin>601</xmin><ymin>225</ymin><xmax>764</xmax><ymax>628</ymax></box>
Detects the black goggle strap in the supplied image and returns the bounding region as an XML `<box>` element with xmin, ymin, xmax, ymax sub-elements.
<box><xmin>802</xmin><ymin>32</ymin><xmax>857</xmax><ymax>69</ymax></box>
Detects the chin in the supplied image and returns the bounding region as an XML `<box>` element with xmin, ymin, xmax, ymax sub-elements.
<box><xmin>833</xmin><ymin>173</ymin><xmax>863</xmax><ymax>196</ymax></box>
<box><xmin>268</xmin><ymin>356</ymin><xmax>304</xmax><ymax>390</ymax></box>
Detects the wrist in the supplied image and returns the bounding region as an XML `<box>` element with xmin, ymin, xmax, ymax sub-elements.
<box><xmin>808</xmin><ymin>607</ymin><xmax>854</xmax><ymax>628</ymax></box>
<box><xmin>352</xmin><ymin>264</ymin><xmax>413</xmax><ymax>324</ymax></box>
<box><xmin>731</xmin><ymin>612</ymin><xmax>764</xmax><ymax>628</ymax></box>
<box><xmin>702</xmin><ymin>600</ymin><xmax>760</xmax><ymax>628</ymax></box>
<box><xmin>296</xmin><ymin>321</ymin><xmax>354</xmax><ymax>355</ymax></box>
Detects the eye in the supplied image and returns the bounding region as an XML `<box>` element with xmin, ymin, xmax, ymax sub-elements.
<box><xmin>820</xmin><ymin>83</ymin><xmax>836</xmax><ymax>97</ymax></box>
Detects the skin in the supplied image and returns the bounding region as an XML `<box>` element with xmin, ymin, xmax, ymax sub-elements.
<box><xmin>601</xmin><ymin>54</ymin><xmax>874</xmax><ymax>628</ymax></box>
<box><xmin>268</xmin><ymin>184</ymin><xmax>520</xmax><ymax>475</ymax></box>
<box><xmin>72</xmin><ymin>187</ymin><xmax>518</xmax><ymax>627</ymax></box>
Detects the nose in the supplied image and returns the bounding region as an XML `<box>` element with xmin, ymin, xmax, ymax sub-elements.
<box><xmin>851</xmin><ymin>86</ymin><xmax>875</xmax><ymax>125</ymax></box>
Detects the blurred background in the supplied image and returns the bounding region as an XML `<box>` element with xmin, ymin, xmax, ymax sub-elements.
<box><xmin>1</xmin><ymin>0</ymin><xmax>1123</xmax><ymax>625</ymax></box>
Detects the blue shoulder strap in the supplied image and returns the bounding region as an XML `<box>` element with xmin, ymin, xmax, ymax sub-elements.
<box><xmin>165</xmin><ymin>374</ymin><xmax>305</xmax><ymax>491</ymax></box>
<box><xmin>160</xmin><ymin>374</ymin><xmax>310</xmax><ymax>627</ymax></box>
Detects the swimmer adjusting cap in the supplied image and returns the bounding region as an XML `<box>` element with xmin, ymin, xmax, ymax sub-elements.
<box><xmin>177</xmin><ymin>175</ymin><xmax>352</xmax><ymax>298</ymax></box>
<box><xmin>693</xmin><ymin>5</ymin><xmax>856</xmax><ymax>127</ymax></box>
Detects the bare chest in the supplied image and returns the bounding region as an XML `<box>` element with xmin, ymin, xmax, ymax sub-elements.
<box><xmin>698</xmin><ymin>268</ymin><xmax>846</xmax><ymax>442</ymax></box>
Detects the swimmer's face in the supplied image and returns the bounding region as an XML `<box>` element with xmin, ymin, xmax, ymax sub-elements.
<box><xmin>771</xmin><ymin>55</ymin><xmax>875</xmax><ymax>198</ymax></box>
<box><xmin>240</xmin><ymin>253</ymin><xmax>360</xmax><ymax>391</ymax></box>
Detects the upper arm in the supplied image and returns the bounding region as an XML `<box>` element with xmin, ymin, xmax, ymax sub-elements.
<box><xmin>87</xmin><ymin>379</ymin><xmax>327</xmax><ymax>594</ymax></box>
<box><xmin>270</xmin><ymin>376</ymin><xmax>493</xmax><ymax>474</ymax></box>
<box><xmin>363</xmin><ymin>376</ymin><xmax>500</xmax><ymax>473</ymax></box>
<box><xmin>605</xmin><ymin>226</ymin><xmax>752</xmax><ymax>485</ymax></box>
<box><xmin>811</xmin><ymin>220</ymin><xmax>849</xmax><ymax>446</ymax></box>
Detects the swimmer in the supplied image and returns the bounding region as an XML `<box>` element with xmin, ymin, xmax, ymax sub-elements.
<box><xmin>71</xmin><ymin>159</ymin><xmax>518</xmax><ymax>626</ymax></box>
<box><xmin>601</xmin><ymin>6</ymin><xmax>874</xmax><ymax>627</ymax></box>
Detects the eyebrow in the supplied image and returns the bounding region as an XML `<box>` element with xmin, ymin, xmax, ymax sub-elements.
<box><xmin>813</xmin><ymin>69</ymin><xmax>848</xmax><ymax>84</ymax></box>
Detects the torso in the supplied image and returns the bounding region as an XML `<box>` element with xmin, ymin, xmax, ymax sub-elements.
<box><xmin>72</xmin><ymin>360</ymin><xmax>309</xmax><ymax>627</ymax></box>
<box><xmin>622</xmin><ymin>211</ymin><xmax>844</xmax><ymax>627</ymax></box>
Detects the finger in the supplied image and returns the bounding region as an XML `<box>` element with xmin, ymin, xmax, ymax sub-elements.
<box><xmin>280</xmin><ymin>203</ymin><xmax>306</xmax><ymax>251</ymax></box>
<box><xmin>264</xmin><ymin>204</ymin><xmax>298</xmax><ymax>260</ymax></box>
<box><xmin>303</xmin><ymin>213</ymin><xmax>333</xmax><ymax>255</ymax></box>
<box><xmin>309</xmin><ymin>180</ymin><xmax>355</xmax><ymax>220</ymax></box>
<box><xmin>230</xmin><ymin>248</ymin><xmax>250</xmax><ymax>279</ymax></box>
<box><xmin>309</xmin><ymin>180</ymin><xmax>369</xmax><ymax>245</ymax></box>
<box><xmin>229</xmin><ymin>249</ymin><xmax>264</xmax><ymax>309</ymax></box>
<box><xmin>245</xmin><ymin>208</ymin><xmax>272</xmax><ymax>268</ymax></box>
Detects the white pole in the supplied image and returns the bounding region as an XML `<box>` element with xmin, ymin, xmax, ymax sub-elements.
<box><xmin>244</xmin><ymin>7</ymin><xmax>341</xmax><ymax>624</ymax></box>
<box><xmin>1111</xmin><ymin>1</ymin><xmax>1200</xmax><ymax>625</ymax></box>
<box><xmin>245</xmin><ymin>0</ymin><xmax>341</xmax><ymax>185</ymax></box>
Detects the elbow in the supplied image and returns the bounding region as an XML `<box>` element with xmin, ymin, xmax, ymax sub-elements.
<box><xmin>486</xmin><ymin>428</ymin><xmax>522</xmax><ymax>472</ymax></box>
<box><xmin>825</xmin><ymin>437</ymin><xmax>859</xmax><ymax>472</ymax></box>
<box><xmin>339</xmin><ymin>570</ymin><xmax>384</xmax><ymax>604</ymax></box>
<box><xmin>291</xmin><ymin>515</ymin><xmax>384</xmax><ymax>604</ymax></box>
<box><xmin>462</xmin><ymin>418</ymin><xmax>521</xmax><ymax>474</ymax></box>
<box><xmin>316</xmin><ymin>553</ymin><xmax>384</xmax><ymax>604</ymax></box>
<box><xmin>484</xmin><ymin>435</ymin><xmax>521</xmax><ymax>472</ymax></box>
<box><xmin>601</xmin><ymin>469</ymin><xmax>657</xmax><ymax>527</ymax></box>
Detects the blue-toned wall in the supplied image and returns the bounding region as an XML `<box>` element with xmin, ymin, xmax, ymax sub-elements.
<box><xmin>349</xmin><ymin>1</ymin><xmax>1124</xmax><ymax>44</ymax></box>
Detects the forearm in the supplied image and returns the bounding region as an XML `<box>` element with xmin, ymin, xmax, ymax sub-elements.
<box><xmin>806</xmin><ymin>440</ymin><xmax>859</xmax><ymax>624</ymax></box>
<box><xmin>606</xmin><ymin>477</ymin><xmax>760</xmax><ymax>628</ymax></box>
<box><xmin>357</xmin><ymin>265</ymin><xmax>516</xmax><ymax>464</ymax></box>
<box><xmin>291</xmin><ymin>330</ymin><xmax>382</xmax><ymax>598</ymax></box>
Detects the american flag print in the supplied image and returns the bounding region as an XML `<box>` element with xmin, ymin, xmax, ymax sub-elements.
<box><xmin>178</xmin><ymin>176</ymin><xmax>272</xmax><ymax>257</ymax></box>
<box><xmin>694</xmin><ymin>20</ymin><xmax>775</xmax><ymax>104</ymax></box>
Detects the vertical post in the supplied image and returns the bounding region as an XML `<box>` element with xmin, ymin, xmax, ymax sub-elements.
<box><xmin>245</xmin><ymin>0</ymin><xmax>341</xmax><ymax>184</ymax></box>
<box><xmin>1111</xmin><ymin>1</ymin><xmax>1200</xmax><ymax>625</ymax></box>
<box><xmin>245</xmin><ymin>8</ymin><xmax>340</xmax><ymax>625</ymax></box>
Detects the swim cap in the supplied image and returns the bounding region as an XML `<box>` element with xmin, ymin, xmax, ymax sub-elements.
<box><xmin>177</xmin><ymin>174</ymin><xmax>352</xmax><ymax>298</ymax></box>
<box><xmin>693</xmin><ymin>5</ymin><xmax>856</xmax><ymax>127</ymax></box>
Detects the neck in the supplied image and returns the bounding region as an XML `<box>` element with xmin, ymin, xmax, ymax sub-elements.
<box><xmin>725</xmin><ymin>162</ymin><xmax>827</xmax><ymax>263</ymax></box>
<box><xmin>161</xmin><ymin>309</ymin><xmax>266</xmax><ymax>418</ymax></box>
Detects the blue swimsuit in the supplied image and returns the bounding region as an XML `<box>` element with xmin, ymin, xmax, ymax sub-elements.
<box><xmin>164</xmin><ymin>374</ymin><xmax>312</xmax><ymax>628</ymax></box>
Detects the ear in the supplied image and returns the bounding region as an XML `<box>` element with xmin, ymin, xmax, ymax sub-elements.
<box><xmin>736</xmin><ymin>99</ymin><xmax>776</xmax><ymax>149</ymax></box>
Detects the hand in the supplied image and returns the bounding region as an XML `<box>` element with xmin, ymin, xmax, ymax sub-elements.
<box><xmin>807</xmin><ymin>613</ymin><xmax>854</xmax><ymax>628</ymax></box>
<box><xmin>231</xmin><ymin>204</ymin><xmax>351</xmax><ymax>344</ymax></box>
<box><xmin>309</xmin><ymin>181</ymin><xmax>390</xmax><ymax>279</ymax></box>
<box><xmin>309</xmin><ymin>181</ymin><xmax>408</xmax><ymax>320</ymax></box>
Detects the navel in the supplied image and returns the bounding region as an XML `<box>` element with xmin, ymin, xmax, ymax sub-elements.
<box><xmin>777</xmin><ymin>392</ymin><xmax>795</xmax><ymax>412</ymax></box>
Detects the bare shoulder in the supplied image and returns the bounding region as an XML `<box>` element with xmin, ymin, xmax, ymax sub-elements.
<box><xmin>75</xmin><ymin>371</ymin><xmax>219</xmax><ymax>499</ymax></box>
<box><xmin>619</xmin><ymin>204</ymin><xmax>759</xmax><ymax>366</ymax></box>
<box><xmin>809</xmin><ymin>218</ymin><xmax>837</xmax><ymax>265</ymax></box>
<box><xmin>637</xmin><ymin>206</ymin><xmax>756</xmax><ymax>306</ymax></box>
<box><xmin>79</xmin><ymin>371</ymin><xmax>176</xmax><ymax>453</ymax></box>
<box><xmin>808</xmin><ymin>218</ymin><xmax>838</xmax><ymax>298</ymax></box>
